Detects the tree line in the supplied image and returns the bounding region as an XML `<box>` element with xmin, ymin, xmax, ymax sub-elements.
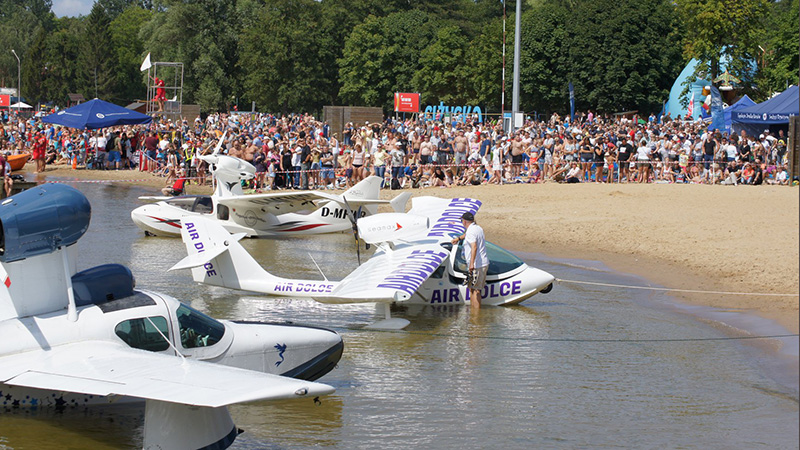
<box><xmin>0</xmin><ymin>0</ymin><xmax>797</xmax><ymax>116</ymax></box>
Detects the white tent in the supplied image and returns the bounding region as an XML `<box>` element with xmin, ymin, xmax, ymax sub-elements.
<box><xmin>9</xmin><ymin>101</ymin><xmax>33</xmax><ymax>109</ymax></box>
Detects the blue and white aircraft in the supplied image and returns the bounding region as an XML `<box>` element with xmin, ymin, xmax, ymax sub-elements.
<box><xmin>0</xmin><ymin>184</ymin><xmax>342</xmax><ymax>449</ymax></box>
<box><xmin>171</xmin><ymin>196</ymin><xmax>555</xmax><ymax>329</ymax></box>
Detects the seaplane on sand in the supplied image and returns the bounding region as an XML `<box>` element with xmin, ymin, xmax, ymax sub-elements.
<box><xmin>131</xmin><ymin>131</ymin><xmax>409</xmax><ymax>238</ymax></box>
<box><xmin>0</xmin><ymin>184</ymin><xmax>343</xmax><ymax>449</ymax></box>
<box><xmin>170</xmin><ymin>196</ymin><xmax>555</xmax><ymax>330</ymax></box>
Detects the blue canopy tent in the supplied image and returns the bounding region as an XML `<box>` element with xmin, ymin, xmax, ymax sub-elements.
<box><xmin>731</xmin><ymin>85</ymin><xmax>798</xmax><ymax>136</ymax></box>
<box><xmin>41</xmin><ymin>98</ymin><xmax>152</xmax><ymax>129</ymax></box>
<box><xmin>708</xmin><ymin>94</ymin><xmax>756</xmax><ymax>133</ymax></box>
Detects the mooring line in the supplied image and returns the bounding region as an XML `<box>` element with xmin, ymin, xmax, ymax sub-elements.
<box><xmin>555</xmin><ymin>278</ymin><xmax>798</xmax><ymax>297</ymax></box>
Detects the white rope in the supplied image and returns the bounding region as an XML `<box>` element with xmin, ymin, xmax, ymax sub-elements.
<box><xmin>556</xmin><ymin>278</ymin><xmax>798</xmax><ymax>297</ymax></box>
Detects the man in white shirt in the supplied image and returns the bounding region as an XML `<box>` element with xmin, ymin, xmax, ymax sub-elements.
<box><xmin>450</xmin><ymin>212</ymin><xmax>489</xmax><ymax>308</ymax></box>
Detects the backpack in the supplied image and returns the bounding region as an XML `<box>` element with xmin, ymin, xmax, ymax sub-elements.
<box><xmin>390</xmin><ymin>177</ymin><xmax>401</xmax><ymax>190</ymax></box>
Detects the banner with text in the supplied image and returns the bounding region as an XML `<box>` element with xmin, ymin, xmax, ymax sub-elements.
<box><xmin>394</xmin><ymin>93</ymin><xmax>420</xmax><ymax>113</ymax></box>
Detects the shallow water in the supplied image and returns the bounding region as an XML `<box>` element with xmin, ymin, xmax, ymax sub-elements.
<box><xmin>0</xmin><ymin>182</ymin><xmax>797</xmax><ymax>449</ymax></box>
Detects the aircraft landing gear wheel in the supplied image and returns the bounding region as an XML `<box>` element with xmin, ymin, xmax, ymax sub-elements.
<box><xmin>540</xmin><ymin>283</ymin><xmax>553</xmax><ymax>294</ymax></box>
<box><xmin>144</xmin><ymin>230</ymin><xmax>153</xmax><ymax>237</ymax></box>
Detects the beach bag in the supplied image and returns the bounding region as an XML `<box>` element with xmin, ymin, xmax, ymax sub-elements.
<box><xmin>390</xmin><ymin>177</ymin><xmax>401</xmax><ymax>190</ymax></box>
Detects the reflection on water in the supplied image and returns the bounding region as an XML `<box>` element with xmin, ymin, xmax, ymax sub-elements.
<box><xmin>0</xmin><ymin>183</ymin><xmax>796</xmax><ymax>449</ymax></box>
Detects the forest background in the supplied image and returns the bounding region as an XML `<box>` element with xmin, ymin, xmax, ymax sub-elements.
<box><xmin>0</xmin><ymin>0</ymin><xmax>798</xmax><ymax>117</ymax></box>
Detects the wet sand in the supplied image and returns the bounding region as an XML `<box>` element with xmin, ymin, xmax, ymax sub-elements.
<box><xmin>29</xmin><ymin>163</ymin><xmax>800</xmax><ymax>332</ymax></box>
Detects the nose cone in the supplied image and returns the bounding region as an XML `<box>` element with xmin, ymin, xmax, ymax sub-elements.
<box><xmin>526</xmin><ymin>265</ymin><xmax>555</xmax><ymax>293</ymax></box>
<box><xmin>131</xmin><ymin>204</ymin><xmax>182</xmax><ymax>237</ymax></box>
<box><xmin>221</xmin><ymin>321</ymin><xmax>343</xmax><ymax>381</ymax></box>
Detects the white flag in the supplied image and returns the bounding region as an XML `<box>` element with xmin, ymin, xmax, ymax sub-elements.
<box><xmin>140</xmin><ymin>53</ymin><xmax>152</xmax><ymax>72</ymax></box>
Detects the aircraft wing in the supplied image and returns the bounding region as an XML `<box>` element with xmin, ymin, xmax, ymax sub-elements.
<box><xmin>0</xmin><ymin>341</ymin><xmax>333</xmax><ymax>407</ymax></box>
<box><xmin>314</xmin><ymin>242</ymin><xmax>450</xmax><ymax>304</ymax></box>
<box><xmin>407</xmin><ymin>197</ymin><xmax>483</xmax><ymax>242</ymax></box>
<box><xmin>138</xmin><ymin>195</ymin><xmax>173</xmax><ymax>202</ymax></box>
<box><xmin>217</xmin><ymin>191</ymin><xmax>334</xmax><ymax>215</ymax></box>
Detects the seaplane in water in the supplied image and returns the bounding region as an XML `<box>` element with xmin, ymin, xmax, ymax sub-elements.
<box><xmin>131</xmin><ymin>131</ymin><xmax>409</xmax><ymax>238</ymax></box>
<box><xmin>0</xmin><ymin>184</ymin><xmax>343</xmax><ymax>449</ymax></box>
<box><xmin>170</xmin><ymin>196</ymin><xmax>555</xmax><ymax>330</ymax></box>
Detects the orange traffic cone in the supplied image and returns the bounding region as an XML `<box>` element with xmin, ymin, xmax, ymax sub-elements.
<box><xmin>72</xmin><ymin>155</ymin><xmax>77</xmax><ymax>169</ymax></box>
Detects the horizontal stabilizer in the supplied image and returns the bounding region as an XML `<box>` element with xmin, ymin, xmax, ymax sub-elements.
<box><xmin>169</xmin><ymin>232</ymin><xmax>246</xmax><ymax>271</ymax></box>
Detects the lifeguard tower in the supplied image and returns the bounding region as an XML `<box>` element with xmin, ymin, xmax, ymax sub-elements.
<box><xmin>144</xmin><ymin>61</ymin><xmax>184</xmax><ymax>117</ymax></box>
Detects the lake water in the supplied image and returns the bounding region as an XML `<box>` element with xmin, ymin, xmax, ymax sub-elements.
<box><xmin>0</xmin><ymin>182</ymin><xmax>797</xmax><ymax>449</ymax></box>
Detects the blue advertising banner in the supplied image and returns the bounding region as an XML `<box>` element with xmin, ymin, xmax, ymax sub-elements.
<box><xmin>568</xmin><ymin>82</ymin><xmax>575</xmax><ymax>122</ymax></box>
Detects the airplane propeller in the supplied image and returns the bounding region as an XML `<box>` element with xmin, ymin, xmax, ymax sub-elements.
<box><xmin>342</xmin><ymin>196</ymin><xmax>362</xmax><ymax>265</ymax></box>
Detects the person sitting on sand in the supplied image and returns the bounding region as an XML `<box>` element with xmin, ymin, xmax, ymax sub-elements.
<box><xmin>161</xmin><ymin>167</ymin><xmax>187</xmax><ymax>196</ymax></box>
<box><xmin>565</xmin><ymin>161</ymin><xmax>582</xmax><ymax>183</ymax></box>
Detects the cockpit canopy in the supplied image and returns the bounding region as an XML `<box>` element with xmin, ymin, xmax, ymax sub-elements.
<box><xmin>443</xmin><ymin>241</ymin><xmax>525</xmax><ymax>276</ymax></box>
<box><xmin>164</xmin><ymin>196</ymin><xmax>213</xmax><ymax>214</ymax></box>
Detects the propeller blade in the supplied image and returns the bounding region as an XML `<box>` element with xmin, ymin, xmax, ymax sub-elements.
<box><xmin>342</xmin><ymin>196</ymin><xmax>361</xmax><ymax>265</ymax></box>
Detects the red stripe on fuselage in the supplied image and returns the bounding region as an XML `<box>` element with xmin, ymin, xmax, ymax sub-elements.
<box><xmin>146</xmin><ymin>215</ymin><xmax>183</xmax><ymax>228</ymax></box>
<box><xmin>278</xmin><ymin>223</ymin><xmax>328</xmax><ymax>232</ymax></box>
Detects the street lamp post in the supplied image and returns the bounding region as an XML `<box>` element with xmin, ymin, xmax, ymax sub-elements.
<box><xmin>11</xmin><ymin>49</ymin><xmax>20</xmax><ymax>115</ymax></box>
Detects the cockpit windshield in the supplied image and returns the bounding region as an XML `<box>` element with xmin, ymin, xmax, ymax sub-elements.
<box><xmin>165</xmin><ymin>197</ymin><xmax>197</xmax><ymax>211</ymax></box>
<box><xmin>176</xmin><ymin>304</ymin><xmax>225</xmax><ymax>349</ymax></box>
<box><xmin>453</xmin><ymin>241</ymin><xmax>525</xmax><ymax>276</ymax></box>
<box><xmin>165</xmin><ymin>196</ymin><xmax>213</xmax><ymax>213</ymax></box>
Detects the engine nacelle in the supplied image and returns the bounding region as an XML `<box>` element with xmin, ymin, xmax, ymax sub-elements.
<box><xmin>212</xmin><ymin>155</ymin><xmax>256</xmax><ymax>182</ymax></box>
<box><xmin>357</xmin><ymin>213</ymin><xmax>429</xmax><ymax>245</ymax></box>
<box><xmin>0</xmin><ymin>184</ymin><xmax>91</xmax><ymax>263</ymax></box>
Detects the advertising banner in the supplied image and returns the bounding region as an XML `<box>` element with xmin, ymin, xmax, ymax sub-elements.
<box><xmin>0</xmin><ymin>95</ymin><xmax>10</xmax><ymax>108</ymax></box>
<box><xmin>394</xmin><ymin>93</ymin><xmax>420</xmax><ymax>113</ymax></box>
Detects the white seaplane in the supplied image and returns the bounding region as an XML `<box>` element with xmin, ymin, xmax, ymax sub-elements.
<box><xmin>131</xmin><ymin>131</ymin><xmax>408</xmax><ymax>238</ymax></box>
<box><xmin>0</xmin><ymin>184</ymin><xmax>342</xmax><ymax>449</ymax></box>
<box><xmin>170</xmin><ymin>196</ymin><xmax>555</xmax><ymax>330</ymax></box>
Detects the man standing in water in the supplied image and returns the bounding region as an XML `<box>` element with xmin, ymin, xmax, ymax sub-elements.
<box><xmin>451</xmin><ymin>212</ymin><xmax>489</xmax><ymax>309</ymax></box>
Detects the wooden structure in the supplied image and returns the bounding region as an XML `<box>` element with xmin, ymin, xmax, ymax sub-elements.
<box><xmin>67</xmin><ymin>93</ymin><xmax>85</xmax><ymax>107</ymax></box>
<box><xmin>789</xmin><ymin>116</ymin><xmax>799</xmax><ymax>183</ymax></box>
<box><xmin>323</xmin><ymin>106</ymin><xmax>383</xmax><ymax>140</ymax></box>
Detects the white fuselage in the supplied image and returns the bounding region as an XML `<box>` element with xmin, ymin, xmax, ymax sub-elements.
<box><xmin>0</xmin><ymin>289</ymin><xmax>342</xmax><ymax>409</ymax></box>
<box><xmin>131</xmin><ymin>196</ymin><xmax>366</xmax><ymax>238</ymax></box>
<box><xmin>198</xmin><ymin>241</ymin><xmax>554</xmax><ymax>307</ymax></box>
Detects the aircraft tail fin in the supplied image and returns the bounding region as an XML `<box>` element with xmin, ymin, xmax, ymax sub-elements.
<box><xmin>343</xmin><ymin>175</ymin><xmax>382</xmax><ymax>200</ymax></box>
<box><xmin>389</xmin><ymin>192</ymin><xmax>412</xmax><ymax>213</ymax></box>
<box><xmin>171</xmin><ymin>217</ymin><xmax>281</xmax><ymax>291</ymax></box>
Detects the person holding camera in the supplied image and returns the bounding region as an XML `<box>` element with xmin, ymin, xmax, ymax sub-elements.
<box><xmin>451</xmin><ymin>212</ymin><xmax>489</xmax><ymax>309</ymax></box>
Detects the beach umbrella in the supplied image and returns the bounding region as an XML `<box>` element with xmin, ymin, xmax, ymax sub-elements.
<box><xmin>41</xmin><ymin>98</ymin><xmax>152</xmax><ymax>130</ymax></box>
<box><xmin>9</xmin><ymin>101</ymin><xmax>33</xmax><ymax>109</ymax></box>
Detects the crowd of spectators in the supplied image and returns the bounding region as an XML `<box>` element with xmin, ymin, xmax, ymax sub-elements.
<box><xmin>0</xmin><ymin>108</ymin><xmax>794</xmax><ymax>190</ymax></box>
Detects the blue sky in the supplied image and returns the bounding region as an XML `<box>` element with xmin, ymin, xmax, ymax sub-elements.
<box><xmin>53</xmin><ymin>0</ymin><xmax>94</xmax><ymax>17</ymax></box>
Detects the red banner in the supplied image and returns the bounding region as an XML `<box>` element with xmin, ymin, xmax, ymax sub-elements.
<box><xmin>0</xmin><ymin>95</ymin><xmax>9</xmax><ymax>108</ymax></box>
<box><xmin>394</xmin><ymin>93</ymin><xmax>420</xmax><ymax>113</ymax></box>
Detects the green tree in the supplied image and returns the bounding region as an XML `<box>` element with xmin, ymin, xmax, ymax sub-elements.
<box><xmin>140</xmin><ymin>0</ymin><xmax>239</xmax><ymax>111</ymax></box>
<box><xmin>338</xmin><ymin>10</ymin><xmax>436</xmax><ymax>110</ymax></box>
<box><xmin>675</xmin><ymin>0</ymin><xmax>767</xmax><ymax>85</ymax></box>
<box><xmin>0</xmin><ymin>0</ymin><xmax>41</xmax><ymax>90</ymax></box>
<box><xmin>413</xmin><ymin>25</ymin><xmax>473</xmax><ymax>106</ymax></box>
<box><xmin>559</xmin><ymin>0</ymin><xmax>682</xmax><ymax>112</ymax></box>
<box><xmin>24</xmin><ymin>18</ymin><xmax>85</xmax><ymax>104</ymax></box>
<box><xmin>238</xmin><ymin>0</ymin><xmax>327</xmax><ymax>113</ymax></box>
<box><xmin>756</xmin><ymin>0</ymin><xmax>799</xmax><ymax>96</ymax></box>
<box><xmin>463</xmin><ymin>19</ymin><xmax>505</xmax><ymax>111</ymax></box>
<box><xmin>81</xmin><ymin>2</ymin><xmax>117</xmax><ymax>100</ymax></box>
<box><xmin>110</xmin><ymin>6</ymin><xmax>152</xmax><ymax>103</ymax></box>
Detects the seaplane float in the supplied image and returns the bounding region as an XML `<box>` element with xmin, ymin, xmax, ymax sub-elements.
<box><xmin>170</xmin><ymin>196</ymin><xmax>555</xmax><ymax>330</ymax></box>
<box><xmin>0</xmin><ymin>184</ymin><xmax>343</xmax><ymax>449</ymax></box>
<box><xmin>131</xmin><ymin>131</ymin><xmax>409</xmax><ymax>237</ymax></box>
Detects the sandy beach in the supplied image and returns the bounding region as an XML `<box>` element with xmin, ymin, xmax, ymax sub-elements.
<box><xmin>29</xmin><ymin>163</ymin><xmax>800</xmax><ymax>333</ymax></box>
